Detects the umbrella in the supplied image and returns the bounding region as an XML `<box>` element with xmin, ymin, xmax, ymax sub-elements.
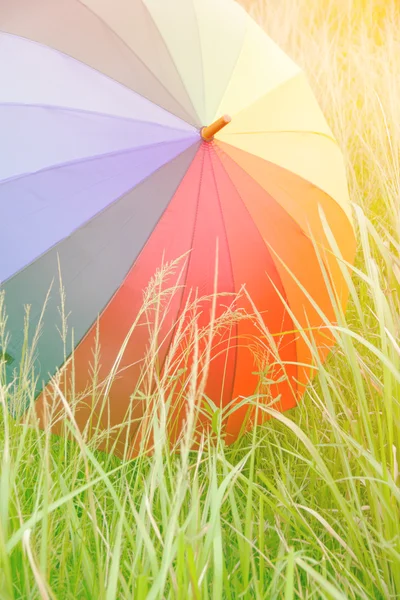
<box><xmin>0</xmin><ymin>0</ymin><xmax>356</xmax><ymax>455</ymax></box>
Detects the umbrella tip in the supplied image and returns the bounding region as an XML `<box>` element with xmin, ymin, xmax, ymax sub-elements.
<box><xmin>201</xmin><ymin>115</ymin><xmax>232</xmax><ymax>142</ymax></box>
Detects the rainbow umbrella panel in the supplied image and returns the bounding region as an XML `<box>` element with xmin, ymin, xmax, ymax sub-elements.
<box><xmin>0</xmin><ymin>0</ymin><xmax>356</xmax><ymax>454</ymax></box>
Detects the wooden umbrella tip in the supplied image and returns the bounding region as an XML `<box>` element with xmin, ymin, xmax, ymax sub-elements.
<box><xmin>201</xmin><ymin>114</ymin><xmax>232</xmax><ymax>142</ymax></box>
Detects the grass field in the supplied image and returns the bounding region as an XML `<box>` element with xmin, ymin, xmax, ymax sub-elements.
<box><xmin>1</xmin><ymin>0</ymin><xmax>400</xmax><ymax>598</ymax></box>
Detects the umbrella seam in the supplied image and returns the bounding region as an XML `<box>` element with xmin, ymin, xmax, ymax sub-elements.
<box><xmin>0</xmin><ymin>101</ymin><xmax>198</xmax><ymax>134</ymax></box>
<box><xmin>208</xmin><ymin>146</ymin><xmax>238</xmax><ymax>414</ymax></box>
<box><xmin>212</xmin><ymin>143</ymin><xmax>300</xmax><ymax>407</ymax></box>
<box><xmin>0</xmin><ymin>137</ymin><xmax>199</xmax><ymax>187</ymax></box>
<box><xmin>72</xmin><ymin>1</ymin><xmax>200</xmax><ymax>126</ymax></box>
<box><xmin>218</xmin><ymin>140</ymin><xmax>353</xmax><ymax>233</ymax></box>
<box><xmin>1</xmin><ymin>141</ymin><xmax>201</xmax><ymax>287</ymax></box>
<box><xmin>215</xmin><ymin>141</ymin><xmax>340</xmax><ymax>275</ymax></box>
<box><xmin>140</xmin><ymin>0</ymin><xmax>203</xmax><ymax>127</ymax></box>
<box><xmin>205</xmin><ymin>3</ymin><xmax>250</xmax><ymax>124</ymax></box>
<box><xmin>218</xmin><ymin>138</ymin><xmax>347</xmax><ymax>369</ymax></box>
<box><xmin>0</xmin><ymin>29</ymin><xmax>197</xmax><ymax>128</ymax></box>
<box><xmin>153</xmin><ymin>146</ymin><xmax>207</xmax><ymax>398</ymax></box>
<box><xmin>190</xmin><ymin>0</ymin><xmax>207</xmax><ymax>124</ymax></box>
<box><xmin>3</xmin><ymin>144</ymin><xmax>202</xmax><ymax>402</ymax></box>
<box><xmin>221</xmin><ymin>129</ymin><xmax>339</xmax><ymax>147</ymax></box>
<box><xmin>217</xmin><ymin>69</ymin><xmax>302</xmax><ymax>128</ymax></box>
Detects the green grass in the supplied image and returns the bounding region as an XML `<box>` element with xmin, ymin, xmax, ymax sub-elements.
<box><xmin>1</xmin><ymin>1</ymin><xmax>400</xmax><ymax>598</ymax></box>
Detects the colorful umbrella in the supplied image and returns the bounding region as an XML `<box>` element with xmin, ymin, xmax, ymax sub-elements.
<box><xmin>0</xmin><ymin>0</ymin><xmax>356</xmax><ymax>455</ymax></box>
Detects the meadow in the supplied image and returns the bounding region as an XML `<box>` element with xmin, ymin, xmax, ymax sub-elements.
<box><xmin>1</xmin><ymin>0</ymin><xmax>400</xmax><ymax>598</ymax></box>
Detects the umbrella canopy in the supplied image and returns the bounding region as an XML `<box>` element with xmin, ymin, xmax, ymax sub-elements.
<box><xmin>0</xmin><ymin>0</ymin><xmax>356</xmax><ymax>455</ymax></box>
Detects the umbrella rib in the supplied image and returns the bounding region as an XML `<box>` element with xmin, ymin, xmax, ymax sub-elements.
<box><xmin>2</xmin><ymin>145</ymin><xmax>201</xmax><ymax>402</ymax></box>
<box><xmin>141</xmin><ymin>0</ymin><xmax>205</xmax><ymax>127</ymax></box>
<box><xmin>214</xmin><ymin>143</ymin><xmax>314</xmax><ymax>245</ymax></box>
<box><xmin>0</xmin><ymin>137</ymin><xmax>199</xmax><ymax>187</ymax></box>
<box><xmin>208</xmin><ymin>148</ymin><xmax>238</xmax><ymax>410</ymax></box>
<box><xmin>217</xmin><ymin>140</ymin><xmax>352</xmax><ymax>243</ymax></box>
<box><xmin>221</xmin><ymin>129</ymin><xmax>339</xmax><ymax>147</ymax></box>
<box><xmin>217</xmin><ymin>139</ymin><xmax>343</xmax><ymax>286</ymax></box>
<box><xmin>211</xmin><ymin>7</ymin><xmax>249</xmax><ymax>125</ymax></box>
<box><xmin>73</xmin><ymin>0</ymin><xmax>200</xmax><ymax>126</ymax></box>
<box><xmin>190</xmin><ymin>0</ymin><xmax>206</xmax><ymax>123</ymax></box>
<box><xmin>151</xmin><ymin>146</ymin><xmax>206</xmax><ymax>393</ymax></box>
<box><xmin>2</xmin><ymin>142</ymin><xmax>201</xmax><ymax>287</ymax></box>
<box><xmin>215</xmin><ymin>143</ymin><xmax>354</xmax><ymax>335</ymax></box>
<box><xmin>1</xmin><ymin>29</ymin><xmax>197</xmax><ymax>128</ymax></box>
<box><xmin>212</xmin><ymin>144</ymin><xmax>300</xmax><ymax>394</ymax></box>
<box><xmin>0</xmin><ymin>101</ymin><xmax>197</xmax><ymax>134</ymax></box>
<box><xmin>57</xmin><ymin>157</ymin><xmax>196</xmax><ymax>298</ymax></box>
<box><xmin>217</xmin><ymin>71</ymin><xmax>301</xmax><ymax>132</ymax></box>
